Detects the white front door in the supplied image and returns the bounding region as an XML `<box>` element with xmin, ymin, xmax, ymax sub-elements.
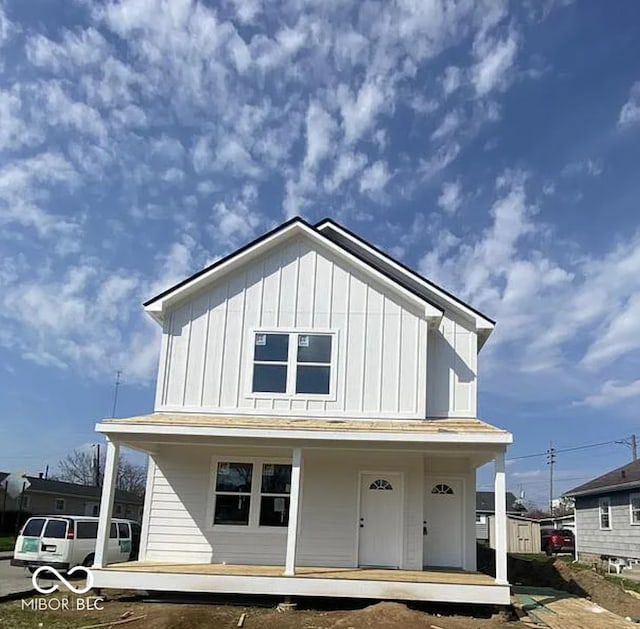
<box><xmin>358</xmin><ymin>472</ymin><xmax>403</xmax><ymax>568</ymax></box>
<box><xmin>423</xmin><ymin>478</ymin><xmax>463</xmax><ymax>568</ymax></box>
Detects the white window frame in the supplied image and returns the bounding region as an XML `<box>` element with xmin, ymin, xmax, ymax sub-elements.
<box><xmin>630</xmin><ymin>493</ymin><xmax>640</xmax><ymax>526</ymax></box>
<box><xmin>206</xmin><ymin>456</ymin><xmax>293</xmax><ymax>532</ymax></box>
<box><xmin>599</xmin><ymin>497</ymin><xmax>612</xmax><ymax>530</ymax></box>
<box><xmin>54</xmin><ymin>498</ymin><xmax>65</xmax><ymax>512</ymax></box>
<box><xmin>246</xmin><ymin>328</ymin><xmax>338</xmax><ymax>401</ymax></box>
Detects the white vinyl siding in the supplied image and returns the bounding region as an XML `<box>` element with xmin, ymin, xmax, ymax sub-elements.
<box><xmin>141</xmin><ymin>445</ymin><xmax>475</xmax><ymax>570</ymax></box>
<box><xmin>157</xmin><ymin>236</ymin><xmax>434</xmax><ymax>418</ymax></box>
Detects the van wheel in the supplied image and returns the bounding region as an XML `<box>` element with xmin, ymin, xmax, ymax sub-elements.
<box><xmin>82</xmin><ymin>554</ymin><xmax>95</xmax><ymax>567</ymax></box>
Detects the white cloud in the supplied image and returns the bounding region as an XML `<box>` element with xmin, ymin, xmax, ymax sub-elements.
<box><xmin>304</xmin><ymin>101</ymin><xmax>337</xmax><ymax>170</ymax></box>
<box><xmin>442</xmin><ymin>66</ymin><xmax>463</xmax><ymax>95</ymax></box>
<box><xmin>582</xmin><ymin>294</ymin><xmax>640</xmax><ymax>369</ymax></box>
<box><xmin>360</xmin><ymin>161</ymin><xmax>391</xmax><ymax>195</ymax></box>
<box><xmin>561</xmin><ymin>158</ymin><xmax>603</xmax><ymax>178</ymax></box>
<box><xmin>471</xmin><ymin>30</ymin><xmax>518</xmax><ymax>96</ymax></box>
<box><xmin>577</xmin><ymin>379</ymin><xmax>640</xmax><ymax>409</ymax></box>
<box><xmin>437</xmin><ymin>180</ymin><xmax>463</xmax><ymax>214</ymax></box>
<box><xmin>618</xmin><ymin>81</ymin><xmax>640</xmax><ymax>128</ymax></box>
<box><xmin>338</xmin><ymin>79</ymin><xmax>390</xmax><ymax>144</ymax></box>
<box><xmin>324</xmin><ymin>151</ymin><xmax>367</xmax><ymax>192</ymax></box>
<box><xmin>26</xmin><ymin>28</ymin><xmax>108</xmax><ymax>71</ymax></box>
<box><xmin>431</xmin><ymin>110</ymin><xmax>463</xmax><ymax>141</ymax></box>
<box><xmin>0</xmin><ymin>87</ymin><xmax>43</xmax><ymax>150</ymax></box>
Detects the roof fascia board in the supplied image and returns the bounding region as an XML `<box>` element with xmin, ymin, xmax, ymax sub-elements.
<box><xmin>96</xmin><ymin>421</ymin><xmax>512</xmax><ymax>445</ymax></box>
<box><xmin>145</xmin><ymin>219</ymin><xmax>443</xmax><ymax>322</ymax></box>
<box><xmin>315</xmin><ymin>219</ymin><xmax>495</xmax><ymax>331</ymax></box>
<box><xmin>566</xmin><ymin>480</ymin><xmax>640</xmax><ymax>498</ymax></box>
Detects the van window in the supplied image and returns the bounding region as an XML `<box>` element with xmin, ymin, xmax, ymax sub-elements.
<box><xmin>22</xmin><ymin>518</ymin><xmax>46</xmax><ymax>537</ymax></box>
<box><xmin>117</xmin><ymin>523</ymin><xmax>129</xmax><ymax>539</ymax></box>
<box><xmin>110</xmin><ymin>523</ymin><xmax>117</xmax><ymax>538</ymax></box>
<box><xmin>76</xmin><ymin>521</ymin><xmax>99</xmax><ymax>539</ymax></box>
<box><xmin>43</xmin><ymin>519</ymin><xmax>67</xmax><ymax>539</ymax></box>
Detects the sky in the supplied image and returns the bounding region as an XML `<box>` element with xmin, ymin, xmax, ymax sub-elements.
<box><xmin>0</xmin><ymin>0</ymin><xmax>639</xmax><ymax>508</ymax></box>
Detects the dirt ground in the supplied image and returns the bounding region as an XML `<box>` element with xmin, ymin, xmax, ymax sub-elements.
<box><xmin>0</xmin><ymin>593</ymin><xmax>524</xmax><ymax>629</ymax></box>
<box><xmin>509</xmin><ymin>555</ymin><xmax>640</xmax><ymax>620</ymax></box>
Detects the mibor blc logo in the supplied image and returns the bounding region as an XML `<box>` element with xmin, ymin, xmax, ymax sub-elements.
<box><xmin>31</xmin><ymin>566</ymin><xmax>94</xmax><ymax>594</ymax></box>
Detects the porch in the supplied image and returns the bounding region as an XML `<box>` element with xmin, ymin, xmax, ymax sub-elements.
<box><xmin>92</xmin><ymin>414</ymin><xmax>512</xmax><ymax>604</ymax></box>
<box><xmin>93</xmin><ymin>561</ymin><xmax>510</xmax><ymax>605</ymax></box>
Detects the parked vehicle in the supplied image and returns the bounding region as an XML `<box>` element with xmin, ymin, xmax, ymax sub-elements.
<box><xmin>11</xmin><ymin>515</ymin><xmax>141</xmax><ymax>572</ymax></box>
<box><xmin>541</xmin><ymin>528</ymin><xmax>575</xmax><ymax>555</ymax></box>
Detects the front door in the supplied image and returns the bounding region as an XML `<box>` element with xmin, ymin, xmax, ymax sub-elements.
<box><xmin>358</xmin><ymin>473</ymin><xmax>402</xmax><ymax>567</ymax></box>
<box><xmin>423</xmin><ymin>478</ymin><xmax>463</xmax><ymax>568</ymax></box>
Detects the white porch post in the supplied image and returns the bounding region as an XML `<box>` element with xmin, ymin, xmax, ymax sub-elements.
<box><xmin>94</xmin><ymin>438</ymin><xmax>120</xmax><ymax>568</ymax></box>
<box><xmin>284</xmin><ymin>447</ymin><xmax>303</xmax><ymax>576</ymax></box>
<box><xmin>494</xmin><ymin>450</ymin><xmax>508</xmax><ymax>585</ymax></box>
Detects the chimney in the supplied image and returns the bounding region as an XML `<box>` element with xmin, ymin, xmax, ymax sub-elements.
<box><xmin>622</xmin><ymin>470</ymin><xmax>627</xmax><ymax>479</ymax></box>
<box><xmin>39</xmin><ymin>472</ymin><xmax>43</xmax><ymax>479</ymax></box>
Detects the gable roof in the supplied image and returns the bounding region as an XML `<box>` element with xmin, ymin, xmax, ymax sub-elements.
<box><xmin>144</xmin><ymin>217</ymin><xmax>444</xmax><ymax>324</ymax></box>
<box><xmin>0</xmin><ymin>472</ymin><xmax>143</xmax><ymax>504</ymax></box>
<box><xmin>476</xmin><ymin>491</ymin><xmax>523</xmax><ymax>513</ymax></box>
<box><xmin>565</xmin><ymin>459</ymin><xmax>640</xmax><ymax>497</ymax></box>
<box><xmin>315</xmin><ymin>218</ymin><xmax>495</xmax><ymax>335</ymax></box>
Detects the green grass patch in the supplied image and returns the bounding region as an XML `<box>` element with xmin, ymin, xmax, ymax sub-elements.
<box><xmin>605</xmin><ymin>574</ymin><xmax>640</xmax><ymax>594</ymax></box>
<box><xmin>0</xmin><ymin>535</ymin><xmax>15</xmax><ymax>551</ymax></box>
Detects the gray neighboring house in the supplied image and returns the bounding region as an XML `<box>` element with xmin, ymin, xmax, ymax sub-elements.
<box><xmin>566</xmin><ymin>459</ymin><xmax>640</xmax><ymax>564</ymax></box>
<box><xmin>476</xmin><ymin>491</ymin><xmax>525</xmax><ymax>542</ymax></box>
<box><xmin>0</xmin><ymin>472</ymin><xmax>144</xmax><ymax>521</ymax></box>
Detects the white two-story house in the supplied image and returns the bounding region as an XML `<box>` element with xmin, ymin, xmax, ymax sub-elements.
<box><xmin>91</xmin><ymin>218</ymin><xmax>512</xmax><ymax>605</ymax></box>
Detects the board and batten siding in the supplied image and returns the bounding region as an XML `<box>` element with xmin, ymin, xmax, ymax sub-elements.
<box><xmin>155</xmin><ymin>235</ymin><xmax>432</xmax><ymax>418</ymax></box>
<box><xmin>576</xmin><ymin>491</ymin><xmax>640</xmax><ymax>559</ymax></box>
<box><xmin>142</xmin><ymin>445</ymin><xmax>431</xmax><ymax>569</ymax></box>
<box><xmin>154</xmin><ymin>234</ymin><xmax>478</xmax><ymax>419</ymax></box>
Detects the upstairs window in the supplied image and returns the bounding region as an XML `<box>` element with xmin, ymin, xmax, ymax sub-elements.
<box><xmin>253</xmin><ymin>334</ymin><xmax>289</xmax><ymax>393</ymax></box>
<box><xmin>251</xmin><ymin>331</ymin><xmax>334</xmax><ymax>396</ymax></box>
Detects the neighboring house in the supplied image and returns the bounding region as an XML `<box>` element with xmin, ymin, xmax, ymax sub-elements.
<box><xmin>475</xmin><ymin>491</ymin><xmax>525</xmax><ymax>542</ymax></box>
<box><xmin>0</xmin><ymin>472</ymin><xmax>144</xmax><ymax>524</ymax></box>
<box><xmin>566</xmin><ymin>459</ymin><xmax>640</xmax><ymax>564</ymax></box>
<box><xmin>91</xmin><ymin>217</ymin><xmax>513</xmax><ymax>605</ymax></box>
<box><xmin>538</xmin><ymin>513</ymin><xmax>575</xmax><ymax>532</ymax></box>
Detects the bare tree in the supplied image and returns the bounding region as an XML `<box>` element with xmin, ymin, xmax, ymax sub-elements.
<box><xmin>55</xmin><ymin>449</ymin><xmax>96</xmax><ymax>486</ymax></box>
<box><xmin>117</xmin><ymin>458</ymin><xmax>147</xmax><ymax>496</ymax></box>
<box><xmin>55</xmin><ymin>448</ymin><xmax>147</xmax><ymax>497</ymax></box>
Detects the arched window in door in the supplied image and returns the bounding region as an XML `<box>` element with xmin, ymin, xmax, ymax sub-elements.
<box><xmin>369</xmin><ymin>479</ymin><xmax>393</xmax><ymax>490</ymax></box>
<box><xmin>431</xmin><ymin>483</ymin><xmax>454</xmax><ymax>495</ymax></box>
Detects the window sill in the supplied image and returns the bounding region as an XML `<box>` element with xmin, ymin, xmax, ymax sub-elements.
<box><xmin>206</xmin><ymin>525</ymin><xmax>288</xmax><ymax>533</ymax></box>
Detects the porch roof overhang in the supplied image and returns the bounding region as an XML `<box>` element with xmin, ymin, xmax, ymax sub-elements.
<box><xmin>96</xmin><ymin>413</ymin><xmax>512</xmax><ymax>446</ymax></box>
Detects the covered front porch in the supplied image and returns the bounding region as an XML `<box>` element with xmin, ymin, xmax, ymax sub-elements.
<box><xmin>92</xmin><ymin>414</ymin><xmax>511</xmax><ymax>604</ymax></box>
<box><xmin>93</xmin><ymin>561</ymin><xmax>508</xmax><ymax>604</ymax></box>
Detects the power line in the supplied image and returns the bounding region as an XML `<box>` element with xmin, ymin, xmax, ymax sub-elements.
<box><xmin>507</xmin><ymin>439</ymin><xmax>623</xmax><ymax>461</ymax></box>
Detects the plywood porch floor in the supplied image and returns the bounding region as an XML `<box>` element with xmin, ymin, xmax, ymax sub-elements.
<box><xmin>105</xmin><ymin>561</ymin><xmax>497</xmax><ymax>586</ymax></box>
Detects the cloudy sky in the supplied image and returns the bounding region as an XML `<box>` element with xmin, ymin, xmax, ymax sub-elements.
<box><xmin>1</xmin><ymin>0</ymin><xmax>639</xmax><ymax>506</ymax></box>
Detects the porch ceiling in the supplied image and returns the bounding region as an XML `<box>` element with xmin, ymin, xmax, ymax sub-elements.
<box><xmin>96</xmin><ymin>413</ymin><xmax>511</xmax><ymax>447</ymax></box>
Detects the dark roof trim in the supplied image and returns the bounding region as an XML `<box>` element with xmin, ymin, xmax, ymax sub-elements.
<box><xmin>315</xmin><ymin>218</ymin><xmax>496</xmax><ymax>326</ymax></box>
<box><xmin>143</xmin><ymin>217</ymin><xmax>444</xmax><ymax>316</ymax></box>
<box><xmin>566</xmin><ymin>480</ymin><xmax>640</xmax><ymax>498</ymax></box>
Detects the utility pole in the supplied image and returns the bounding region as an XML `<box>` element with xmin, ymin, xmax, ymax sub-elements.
<box><xmin>547</xmin><ymin>441</ymin><xmax>556</xmax><ymax>514</ymax></box>
<box><xmin>94</xmin><ymin>444</ymin><xmax>101</xmax><ymax>487</ymax></box>
<box><xmin>111</xmin><ymin>370</ymin><xmax>122</xmax><ymax>418</ymax></box>
<box><xmin>632</xmin><ymin>434</ymin><xmax>637</xmax><ymax>461</ymax></box>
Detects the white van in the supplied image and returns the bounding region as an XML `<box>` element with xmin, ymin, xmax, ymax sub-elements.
<box><xmin>11</xmin><ymin>515</ymin><xmax>141</xmax><ymax>572</ymax></box>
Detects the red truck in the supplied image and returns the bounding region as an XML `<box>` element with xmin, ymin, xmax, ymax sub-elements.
<box><xmin>541</xmin><ymin>528</ymin><xmax>575</xmax><ymax>555</ymax></box>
